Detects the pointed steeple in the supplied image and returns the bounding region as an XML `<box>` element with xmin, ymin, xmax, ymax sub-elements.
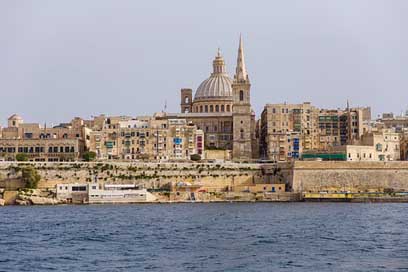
<box><xmin>234</xmin><ymin>34</ymin><xmax>249</xmax><ymax>82</ymax></box>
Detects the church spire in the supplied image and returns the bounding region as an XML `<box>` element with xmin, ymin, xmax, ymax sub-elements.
<box><xmin>234</xmin><ymin>34</ymin><xmax>249</xmax><ymax>82</ymax></box>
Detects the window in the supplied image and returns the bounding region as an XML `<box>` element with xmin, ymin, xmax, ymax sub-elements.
<box><xmin>72</xmin><ymin>186</ymin><xmax>87</xmax><ymax>192</ymax></box>
<box><xmin>240</xmin><ymin>129</ymin><xmax>244</xmax><ymax>139</ymax></box>
<box><xmin>210</xmin><ymin>105</ymin><xmax>214</xmax><ymax>112</ymax></box>
<box><xmin>239</xmin><ymin>90</ymin><xmax>244</xmax><ymax>101</ymax></box>
<box><xmin>226</xmin><ymin>105</ymin><xmax>230</xmax><ymax>112</ymax></box>
<box><xmin>215</xmin><ymin>105</ymin><xmax>219</xmax><ymax>112</ymax></box>
<box><xmin>184</xmin><ymin>96</ymin><xmax>189</xmax><ymax>103</ymax></box>
<box><xmin>200</xmin><ymin>106</ymin><xmax>203</xmax><ymax>112</ymax></box>
<box><xmin>205</xmin><ymin>105</ymin><xmax>208</xmax><ymax>112</ymax></box>
<box><xmin>221</xmin><ymin>105</ymin><xmax>225</xmax><ymax>112</ymax></box>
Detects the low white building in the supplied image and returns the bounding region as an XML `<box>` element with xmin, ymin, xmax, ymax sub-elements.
<box><xmin>56</xmin><ymin>183</ymin><xmax>157</xmax><ymax>204</ymax></box>
<box><xmin>88</xmin><ymin>184</ymin><xmax>157</xmax><ymax>204</ymax></box>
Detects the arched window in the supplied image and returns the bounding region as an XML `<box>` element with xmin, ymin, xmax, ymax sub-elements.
<box><xmin>215</xmin><ymin>105</ymin><xmax>219</xmax><ymax>112</ymax></box>
<box><xmin>240</xmin><ymin>129</ymin><xmax>244</xmax><ymax>139</ymax></box>
<box><xmin>239</xmin><ymin>90</ymin><xmax>244</xmax><ymax>101</ymax></box>
<box><xmin>200</xmin><ymin>106</ymin><xmax>203</xmax><ymax>112</ymax></box>
<box><xmin>185</xmin><ymin>96</ymin><xmax>190</xmax><ymax>103</ymax></box>
<box><xmin>210</xmin><ymin>105</ymin><xmax>214</xmax><ymax>112</ymax></box>
<box><xmin>226</xmin><ymin>105</ymin><xmax>230</xmax><ymax>112</ymax></box>
<box><xmin>205</xmin><ymin>105</ymin><xmax>208</xmax><ymax>112</ymax></box>
<box><xmin>221</xmin><ymin>105</ymin><xmax>225</xmax><ymax>112</ymax></box>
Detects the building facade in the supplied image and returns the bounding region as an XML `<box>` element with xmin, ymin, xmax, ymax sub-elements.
<box><xmin>0</xmin><ymin>115</ymin><xmax>88</xmax><ymax>161</ymax></box>
<box><xmin>260</xmin><ymin>102</ymin><xmax>371</xmax><ymax>161</ymax></box>
<box><xmin>260</xmin><ymin>102</ymin><xmax>319</xmax><ymax>161</ymax></box>
<box><xmin>88</xmin><ymin>114</ymin><xmax>204</xmax><ymax>161</ymax></box>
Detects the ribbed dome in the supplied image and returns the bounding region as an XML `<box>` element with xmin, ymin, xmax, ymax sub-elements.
<box><xmin>195</xmin><ymin>75</ymin><xmax>233</xmax><ymax>101</ymax></box>
<box><xmin>194</xmin><ymin>49</ymin><xmax>233</xmax><ymax>101</ymax></box>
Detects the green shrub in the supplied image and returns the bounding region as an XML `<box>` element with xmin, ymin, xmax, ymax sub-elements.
<box><xmin>190</xmin><ymin>154</ymin><xmax>201</xmax><ymax>161</ymax></box>
<box><xmin>82</xmin><ymin>151</ymin><xmax>97</xmax><ymax>162</ymax></box>
<box><xmin>15</xmin><ymin>153</ymin><xmax>29</xmax><ymax>162</ymax></box>
<box><xmin>21</xmin><ymin>166</ymin><xmax>41</xmax><ymax>189</ymax></box>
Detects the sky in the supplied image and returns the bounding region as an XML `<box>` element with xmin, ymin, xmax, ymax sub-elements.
<box><xmin>1</xmin><ymin>0</ymin><xmax>408</xmax><ymax>126</ymax></box>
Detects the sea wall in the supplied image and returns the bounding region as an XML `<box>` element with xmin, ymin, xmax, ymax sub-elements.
<box><xmin>2</xmin><ymin>161</ymin><xmax>408</xmax><ymax>196</ymax></box>
<box><xmin>291</xmin><ymin>161</ymin><xmax>408</xmax><ymax>193</ymax></box>
<box><xmin>0</xmin><ymin>162</ymin><xmax>268</xmax><ymax>192</ymax></box>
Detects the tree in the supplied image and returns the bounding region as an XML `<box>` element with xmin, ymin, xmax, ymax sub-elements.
<box><xmin>190</xmin><ymin>154</ymin><xmax>201</xmax><ymax>161</ymax></box>
<box><xmin>21</xmin><ymin>166</ymin><xmax>41</xmax><ymax>189</ymax></box>
<box><xmin>15</xmin><ymin>153</ymin><xmax>29</xmax><ymax>161</ymax></box>
<box><xmin>82</xmin><ymin>151</ymin><xmax>96</xmax><ymax>162</ymax></box>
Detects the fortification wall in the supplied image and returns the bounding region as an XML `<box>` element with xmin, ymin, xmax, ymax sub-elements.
<box><xmin>0</xmin><ymin>162</ymin><xmax>265</xmax><ymax>191</ymax></box>
<box><xmin>291</xmin><ymin>161</ymin><xmax>408</xmax><ymax>193</ymax></box>
<box><xmin>3</xmin><ymin>161</ymin><xmax>407</xmax><ymax>194</ymax></box>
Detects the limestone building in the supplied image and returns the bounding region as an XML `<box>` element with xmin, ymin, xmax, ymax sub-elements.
<box><xmin>334</xmin><ymin>128</ymin><xmax>401</xmax><ymax>161</ymax></box>
<box><xmin>175</xmin><ymin>36</ymin><xmax>257</xmax><ymax>160</ymax></box>
<box><xmin>260</xmin><ymin>102</ymin><xmax>371</xmax><ymax>161</ymax></box>
<box><xmin>260</xmin><ymin>102</ymin><xmax>319</xmax><ymax>161</ymax></box>
<box><xmin>0</xmin><ymin>115</ymin><xmax>89</xmax><ymax>161</ymax></box>
<box><xmin>88</xmin><ymin>114</ymin><xmax>204</xmax><ymax>161</ymax></box>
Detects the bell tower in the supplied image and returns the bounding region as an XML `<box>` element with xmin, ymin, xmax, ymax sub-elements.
<box><xmin>180</xmin><ymin>88</ymin><xmax>192</xmax><ymax>113</ymax></box>
<box><xmin>232</xmin><ymin>35</ymin><xmax>253</xmax><ymax>160</ymax></box>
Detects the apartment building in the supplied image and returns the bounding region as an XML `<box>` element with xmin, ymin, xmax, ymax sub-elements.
<box><xmin>260</xmin><ymin>102</ymin><xmax>318</xmax><ymax>161</ymax></box>
<box><xmin>89</xmin><ymin>114</ymin><xmax>204</xmax><ymax>161</ymax></box>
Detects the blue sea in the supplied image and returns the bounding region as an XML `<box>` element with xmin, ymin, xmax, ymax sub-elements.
<box><xmin>1</xmin><ymin>203</ymin><xmax>408</xmax><ymax>272</ymax></box>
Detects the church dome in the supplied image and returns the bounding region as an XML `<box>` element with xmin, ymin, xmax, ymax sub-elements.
<box><xmin>194</xmin><ymin>50</ymin><xmax>233</xmax><ymax>101</ymax></box>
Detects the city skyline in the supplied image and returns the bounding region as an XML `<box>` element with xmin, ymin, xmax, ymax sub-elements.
<box><xmin>2</xmin><ymin>0</ymin><xmax>408</xmax><ymax>126</ymax></box>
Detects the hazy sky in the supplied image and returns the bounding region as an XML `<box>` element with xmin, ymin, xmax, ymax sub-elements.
<box><xmin>1</xmin><ymin>0</ymin><xmax>408</xmax><ymax>126</ymax></box>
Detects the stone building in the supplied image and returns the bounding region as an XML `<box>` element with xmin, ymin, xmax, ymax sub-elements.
<box><xmin>400</xmin><ymin>129</ymin><xmax>408</xmax><ymax>160</ymax></box>
<box><xmin>377</xmin><ymin>112</ymin><xmax>408</xmax><ymax>131</ymax></box>
<box><xmin>260</xmin><ymin>102</ymin><xmax>371</xmax><ymax>161</ymax></box>
<box><xmin>260</xmin><ymin>102</ymin><xmax>319</xmax><ymax>161</ymax></box>
<box><xmin>175</xmin><ymin>36</ymin><xmax>257</xmax><ymax>161</ymax></box>
<box><xmin>88</xmin><ymin>114</ymin><xmax>204</xmax><ymax>161</ymax></box>
<box><xmin>318</xmin><ymin>106</ymin><xmax>370</xmax><ymax>150</ymax></box>
<box><xmin>334</xmin><ymin>129</ymin><xmax>400</xmax><ymax>161</ymax></box>
<box><xmin>0</xmin><ymin>115</ymin><xmax>88</xmax><ymax>161</ymax></box>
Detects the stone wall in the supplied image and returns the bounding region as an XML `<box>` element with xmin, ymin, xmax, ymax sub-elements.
<box><xmin>291</xmin><ymin>161</ymin><xmax>408</xmax><ymax>193</ymax></box>
<box><xmin>0</xmin><ymin>162</ymin><xmax>265</xmax><ymax>192</ymax></box>
<box><xmin>3</xmin><ymin>161</ymin><xmax>407</xmax><ymax>195</ymax></box>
